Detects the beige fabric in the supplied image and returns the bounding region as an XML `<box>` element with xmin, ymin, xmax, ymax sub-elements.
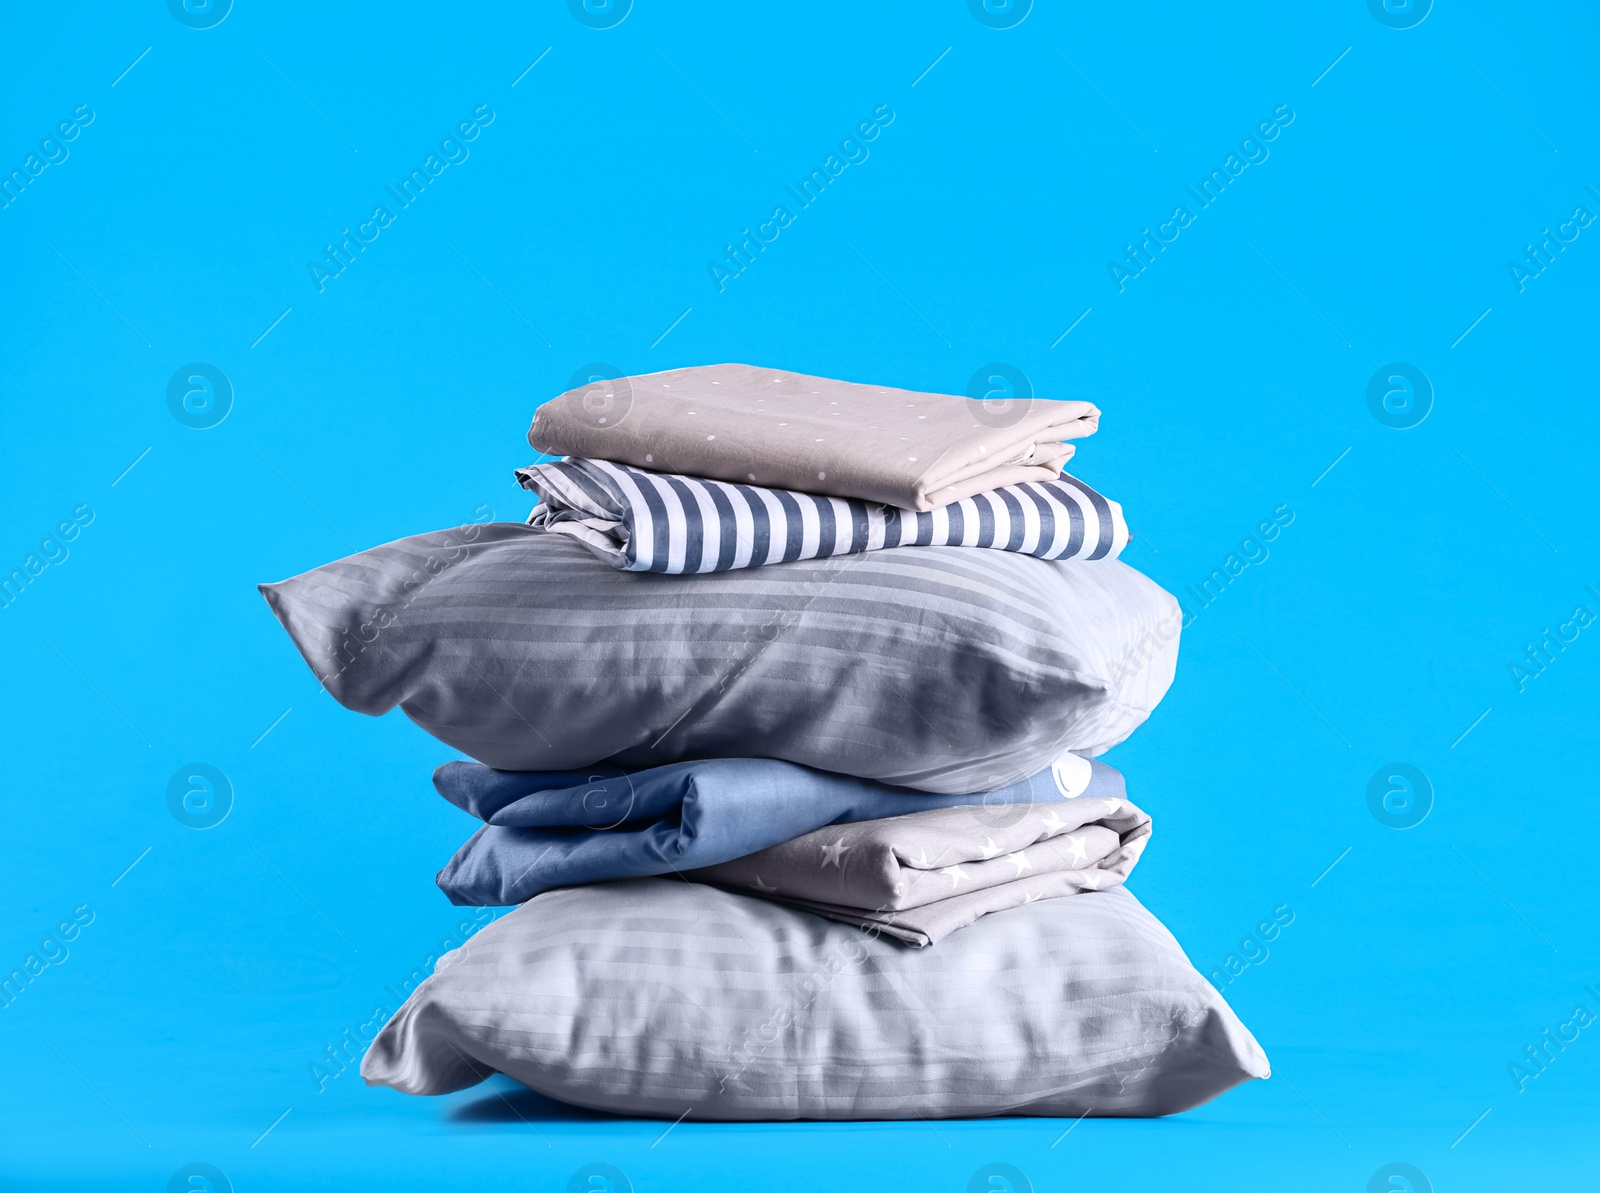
<box><xmin>528</xmin><ymin>363</ymin><xmax>1100</xmax><ymax>511</ymax></box>
<box><xmin>688</xmin><ymin>793</ymin><xmax>1150</xmax><ymax>947</ymax></box>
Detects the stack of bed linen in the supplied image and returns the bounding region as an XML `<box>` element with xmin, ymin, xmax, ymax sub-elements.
<box><xmin>261</xmin><ymin>363</ymin><xmax>1268</xmax><ymax>1121</ymax></box>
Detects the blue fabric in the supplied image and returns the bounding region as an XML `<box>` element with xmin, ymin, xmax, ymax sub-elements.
<box><xmin>435</xmin><ymin>755</ymin><xmax>1124</xmax><ymax>905</ymax></box>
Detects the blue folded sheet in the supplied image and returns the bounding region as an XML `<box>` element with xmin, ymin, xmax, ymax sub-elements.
<box><xmin>435</xmin><ymin>753</ymin><xmax>1124</xmax><ymax>905</ymax></box>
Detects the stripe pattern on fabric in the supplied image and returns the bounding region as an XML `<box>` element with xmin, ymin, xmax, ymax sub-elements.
<box><xmin>360</xmin><ymin>879</ymin><xmax>1272</xmax><ymax>1118</ymax></box>
<box><xmin>518</xmin><ymin>457</ymin><xmax>1128</xmax><ymax>574</ymax></box>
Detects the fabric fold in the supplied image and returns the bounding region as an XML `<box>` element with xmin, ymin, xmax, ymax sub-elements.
<box><xmin>527</xmin><ymin>363</ymin><xmax>1100</xmax><ymax>511</ymax></box>
<box><xmin>518</xmin><ymin>456</ymin><xmax>1128</xmax><ymax>574</ymax></box>
<box><xmin>434</xmin><ymin>752</ymin><xmax>1122</xmax><ymax>906</ymax></box>
<box><xmin>688</xmin><ymin>793</ymin><xmax>1149</xmax><ymax>946</ymax></box>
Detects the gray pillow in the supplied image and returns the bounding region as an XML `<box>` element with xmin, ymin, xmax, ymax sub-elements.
<box><xmin>361</xmin><ymin>878</ymin><xmax>1269</xmax><ymax>1119</ymax></box>
<box><xmin>260</xmin><ymin>523</ymin><xmax>1179</xmax><ymax>793</ymax></box>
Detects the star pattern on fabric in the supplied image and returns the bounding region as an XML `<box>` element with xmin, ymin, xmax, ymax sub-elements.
<box><xmin>1021</xmin><ymin>889</ymin><xmax>1043</xmax><ymax>904</ymax></box>
<box><xmin>1005</xmin><ymin>851</ymin><xmax>1033</xmax><ymax>876</ymax></box>
<box><xmin>910</xmin><ymin>848</ymin><xmax>932</xmax><ymax>869</ymax></box>
<box><xmin>1040</xmin><ymin>810</ymin><xmax>1067</xmax><ymax>834</ymax></box>
<box><xmin>978</xmin><ymin>836</ymin><xmax>1002</xmax><ymax>859</ymax></box>
<box><xmin>941</xmin><ymin>864</ymin><xmax>969</xmax><ymax>888</ymax></box>
<box><xmin>753</xmin><ymin>875</ymin><xmax>778</xmax><ymax>893</ymax></box>
<box><xmin>1103</xmin><ymin>800</ymin><xmax>1121</xmax><ymax>815</ymax></box>
<box><xmin>1064</xmin><ymin>833</ymin><xmax>1089</xmax><ymax>865</ymax></box>
<box><xmin>819</xmin><ymin>839</ymin><xmax>849</xmax><ymax>869</ymax></box>
<box><xmin>1080</xmin><ymin>869</ymin><xmax>1102</xmax><ymax>889</ymax></box>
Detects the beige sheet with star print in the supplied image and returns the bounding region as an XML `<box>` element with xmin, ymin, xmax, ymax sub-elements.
<box><xmin>687</xmin><ymin>794</ymin><xmax>1151</xmax><ymax>947</ymax></box>
<box><xmin>528</xmin><ymin>362</ymin><xmax>1100</xmax><ymax>511</ymax></box>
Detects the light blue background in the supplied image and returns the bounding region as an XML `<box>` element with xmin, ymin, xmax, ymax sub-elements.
<box><xmin>3</xmin><ymin>2</ymin><xmax>1596</xmax><ymax>1189</ymax></box>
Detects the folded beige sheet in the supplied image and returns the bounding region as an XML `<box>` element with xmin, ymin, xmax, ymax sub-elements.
<box><xmin>687</xmin><ymin>794</ymin><xmax>1149</xmax><ymax>946</ymax></box>
<box><xmin>528</xmin><ymin>362</ymin><xmax>1100</xmax><ymax>511</ymax></box>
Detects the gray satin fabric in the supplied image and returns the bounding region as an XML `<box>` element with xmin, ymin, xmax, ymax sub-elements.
<box><xmin>688</xmin><ymin>794</ymin><xmax>1150</xmax><ymax>946</ymax></box>
<box><xmin>259</xmin><ymin>523</ymin><xmax>1180</xmax><ymax>792</ymax></box>
<box><xmin>527</xmin><ymin>363</ymin><xmax>1100</xmax><ymax>511</ymax></box>
<box><xmin>361</xmin><ymin>878</ymin><xmax>1270</xmax><ymax>1119</ymax></box>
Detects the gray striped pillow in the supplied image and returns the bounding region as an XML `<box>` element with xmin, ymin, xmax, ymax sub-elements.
<box><xmin>361</xmin><ymin>878</ymin><xmax>1270</xmax><ymax>1119</ymax></box>
<box><xmin>259</xmin><ymin>523</ymin><xmax>1179</xmax><ymax>792</ymax></box>
<box><xmin>518</xmin><ymin>457</ymin><xmax>1128</xmax><ymax>573</ymax></box>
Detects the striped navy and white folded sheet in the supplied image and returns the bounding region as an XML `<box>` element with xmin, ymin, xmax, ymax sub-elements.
<box><xmin>517</xmin><ymin>456</ymin><xmax>1127</xmax><ymax>574</ymax></box>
